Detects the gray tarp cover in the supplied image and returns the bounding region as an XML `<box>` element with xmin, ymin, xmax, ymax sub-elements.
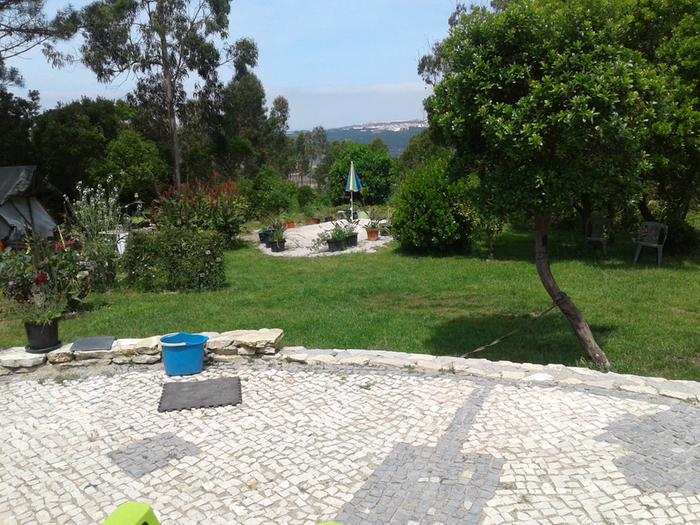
<box><xmin>0</xmin><ymin>166</ymin><xmax>57</xmax><ymax>240</ymax></box>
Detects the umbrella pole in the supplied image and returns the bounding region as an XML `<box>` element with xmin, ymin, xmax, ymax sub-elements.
<box><xmin>350</xmin><ymin>192</ymin><xmax>353</xmax><ymax>221</ymax></box>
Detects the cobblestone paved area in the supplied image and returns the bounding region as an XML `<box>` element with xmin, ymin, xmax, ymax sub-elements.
<box><xmin>0</xmin><ymin>362</ymin><xmax>698</xmax><ymax>524</ymax></box>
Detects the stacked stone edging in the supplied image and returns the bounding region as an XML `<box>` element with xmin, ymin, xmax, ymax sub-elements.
<box><xmin>1</xmin><ymin>334</ymin><xmax>698</xmax><ymax>404</ymax></box>
<box><xmin>0</xmin><ymin>328</ymin><xmax>285</xmax><ymax>374</ymax></box>
<box><xmin>276</xmin><ymin>347</ymin><xmax>700</xmax><ymax>405</ymax></box>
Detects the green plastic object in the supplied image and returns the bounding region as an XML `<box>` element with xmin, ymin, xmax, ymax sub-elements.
<box><xmin>101</xmin><ymin>502</ymin><xmax>160</xmax><ymax>525</ymax></box>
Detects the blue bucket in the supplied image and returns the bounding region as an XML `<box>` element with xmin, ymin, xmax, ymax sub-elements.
<box><xmin>160</xmin><ymin>333</ymin><xmax>208</xmax><ymax>376</ymax></box>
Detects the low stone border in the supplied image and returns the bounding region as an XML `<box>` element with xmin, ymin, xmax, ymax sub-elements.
<box><xmin>1</xmin><ymin>333</ymin><xmax>698</xmax><ymax>404</ymax></box>
<box><xmin>275</xmin><ymin>347</ymin><xmax>700</xmax><ymax>405</ymax></box>
<box><xmin>0</xmin><ymin>328</ymin><xmax>284</xmax><ymax>375</ymax></box>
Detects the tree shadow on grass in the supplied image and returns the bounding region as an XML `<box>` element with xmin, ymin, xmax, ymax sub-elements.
<box><xmin>423</xmin><ymin>313</ymin><xmax>615</xmax><ymax>367</ymax></box>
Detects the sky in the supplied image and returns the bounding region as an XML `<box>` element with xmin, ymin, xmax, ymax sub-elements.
<box><xmin>6</xmin><ymin>0</ymin><xmax>490</xmax><ymax>130</ymax></box>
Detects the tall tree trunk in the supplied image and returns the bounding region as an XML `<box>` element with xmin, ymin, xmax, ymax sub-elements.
<box><xmin>534</xmin><ymin>215</ymin><xmax>610</xmax><ymax>368</ymax></box>
<box><xmin>576</xmin><ymin>193</ymin><xmax>592</xmax><ymax>235</ymax></box>
<box><xmin>638</xmin><ymin>195</ymin><xmax>655</xmax><ymax>222</ymax></box>
<box><xmin>155</xmin><ymin>0</ymin><xmax>182</xmax><ymax>189</ymax></box>
<box><xmin>163</xmin><ymin>78</ymin><xmax>182</xmax><ymax>189</ymax></box>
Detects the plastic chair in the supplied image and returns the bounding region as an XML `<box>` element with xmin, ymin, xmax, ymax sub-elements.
<box><xmin>101</xmin><ymin>502</ymin><xmax>160</xmax><ymax>525</ymax></box>
<box><xmin>633</xmin><ymin>222</ymin><xmax>668</xmax><ymax>267</ymax></box>
<box><xmin>585</xmin><ymin>218</ymin><xmax>608</xmax><ymax>255</ymax></box>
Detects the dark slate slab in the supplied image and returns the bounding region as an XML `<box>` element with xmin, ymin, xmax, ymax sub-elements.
<box><xmin>158</xmin><ymin>377</ymin><xmax>242</xmax><ymax>412</ymax></box>
<box><xmin>71</xmin><ymin>336</ymin><xmax>115</xmax><ymax>352</ymax></box>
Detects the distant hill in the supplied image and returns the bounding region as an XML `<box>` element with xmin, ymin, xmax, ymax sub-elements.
<box><xmin>293</xmin><ymin>120</ymin><xmax>427</xmax><ymax>157</ymax></box>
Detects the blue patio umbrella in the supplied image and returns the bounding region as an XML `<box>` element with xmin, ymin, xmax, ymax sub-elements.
<box><xmin>345</xmin><ymin>160</ymin><xmax>363</xmax><ymax>219</ymax></box>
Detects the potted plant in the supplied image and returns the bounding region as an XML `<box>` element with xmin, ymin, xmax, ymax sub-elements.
<box><xmin>258</xmin><ymin>227</ymin><xmax>273</xmax><ymax>244</ymax></box>
<box><xmin>304</xmin><ymin>205</ymin><xmax>322</xmax><ymax>225</ymax></box>
<box><xmin>344</xmin><ymin>221</ymin><xmax>359</xmax><ymax>247</ymax></box>
<box><xmin>0</xmin><ymin>237</ymin><xmax>88</xmax><ymax>353</ymax></box>
<box><xmin>364</xmin><ymin>221</ymin><xmax>380</xmax><ymax>241</ymax></box>
<box><xmin>327</xmin><ymin>223</ymin><xmax>349</xmax><ymax>252</ymax></box>
<box><xmin>268</xmin><ymin>222</ymin><xmax>286</xmax><ymax>252</ymax></box>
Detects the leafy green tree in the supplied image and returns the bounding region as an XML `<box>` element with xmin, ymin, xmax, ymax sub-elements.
<box><xmin>247</xmin><ymin>166</ymin><xmax>299</xmax><ymax>218</ymax></box>
<box><xmin>80</xmin><ymin>0</ymin><xmax>242</xmax><ymax>189</ymax></box>
<box><xmin>267</xmin><ymin>96</ymin><xmax>295</xmax><ymax>175</ymax></box>
<box><xmin>308</xmin><ymin>126</ymin><xmax>328</xmax><ymax>176</ymax></box>
<box><xmin>622</xmin><ymin>1</ymin><xmax>700</xmax><ymax>250</ymax></box>
<box><xmin>89</xmin><ymin>129</ymin><xmax>169</xmax><ymax>201</ymax></box>
<box><xmin>221</xmin><ymin>72</ymin><xmax>269</xmax><ymax>175</ymax></box>
<box><xmin>327</xmin><ymin>143</ymin><xmax>397</xmax><ymax>206</ymax></box>
<box><xmin>0</xmin><ymin>0</ymin><xmax>78</xmax><ymax>87</ymax></box>
<box><xmin>32</xmin><ymin>97</ymin><xmax>130</xmax><ymax>196</ymax></box>
<box><xmin>314</xmin><ymin>140</ymin><xmax>350</xmax><ymax>191</ymax></box>
<box><xmin>399</xmin><ymin>129</ymin><xmax>448</xmax><ymax>173</ymax></box>
<box><xmin>0</xmin><ymin>89</ymin><xmax>39</xmax><ymax>165</ymax></box>
<box><xmin>424</xmin><ymin>0</ymin><xmax>675</xmax><ymax>367</ymax></box>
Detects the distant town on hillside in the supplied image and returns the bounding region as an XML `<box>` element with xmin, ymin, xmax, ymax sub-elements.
<box><xmin>291</xmin><ymin>120</ymin><xmax>427</xmax><ymax>157</ymax></box>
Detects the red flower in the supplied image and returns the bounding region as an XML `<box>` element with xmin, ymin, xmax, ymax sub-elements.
<box><xmin>65</xmin><ymin>239</ymin><xmax>79</xmax><ymax>249</ymax></box>
<box><xmin>53</xmin><ymin>241</ymin><xmax>63</xmax><ymax>252</ymax></box>
<box><xmin>34</xmin><ymin>272</ymin><xmax>49</xmax><ymax>284</ymax></box>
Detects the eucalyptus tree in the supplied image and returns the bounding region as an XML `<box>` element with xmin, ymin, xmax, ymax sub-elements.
<box><xmin>80</xmin><ymin>0</ymin><xmax>245</xmax><ymax>188</ymax></box>
<box><xmin>422</xmin><ymin>0</ymin><xmax>678</xmax><ymax>367</ymax></box>
<box><xmin>0</xmin><ymin>0</ymin><xmax>78</xmax><ymax>86</ymax></box>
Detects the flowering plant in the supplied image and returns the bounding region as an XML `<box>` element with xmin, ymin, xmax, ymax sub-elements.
<box><xmin>153</xmin><ymin>176</ymin><xmax>249</xmax><ymax>244</ymax></box>
<box><xmin>66</xmin><ymin>179</ymin><xmax>123</xmax><ymax>290</ymax></box>
<box><xmin>0</xmin><ymin>237</ymin><xmax>89</xmax><ymax>324</ymax></box>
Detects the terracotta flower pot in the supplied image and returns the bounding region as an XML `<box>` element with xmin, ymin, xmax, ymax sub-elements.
<box><xmin>285</xmin><ymin>221</ymin><xmax>295</xmax><ymax>229</ymax></box>
<box><xmin>366</xmin><ymin>229</ymin><xmax>379</xmax><ymax>241</ymax></box>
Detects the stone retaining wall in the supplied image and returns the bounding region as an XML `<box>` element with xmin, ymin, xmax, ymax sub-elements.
<box><xmin>0</xmin><ymin>328</ymin><xmax>284</xmax><ymax>374</ymax></box>
<box><xmin>1</xmin><ymin>330</ymin><xmax>698</xmax><ymax>404</ymax></box>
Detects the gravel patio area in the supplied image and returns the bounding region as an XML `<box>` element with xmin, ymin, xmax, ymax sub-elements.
<box><xmin>256</xmin><ymin>220</ymin><xmax>393</xmax><ymax>257</ymax></box>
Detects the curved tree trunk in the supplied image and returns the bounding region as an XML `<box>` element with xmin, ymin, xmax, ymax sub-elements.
<box><xmin>534</xmin><ymin>215</ymin><xmax>610</xmax><ymax>368</ymax></box>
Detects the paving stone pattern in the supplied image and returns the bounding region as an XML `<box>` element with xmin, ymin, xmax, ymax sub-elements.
<box><xmin>0</xmin><ymin>363</ymin><xmax>698</xmax><ymax>524</ymax></box>
<box><xmin>107</xmin><ymin>433</ymin><xmax>200</xmax><ymax>479</ymax></box>
<box><xmin>337</xmin><ymin>385</ymin><xmax>505</xmax><ymax>524</ymax></box>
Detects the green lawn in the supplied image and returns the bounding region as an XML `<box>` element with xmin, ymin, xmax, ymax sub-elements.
<box><xmin>1</xmin><ymin>229</ymin><xmax>699</xmax><ymax>380</ymax></box>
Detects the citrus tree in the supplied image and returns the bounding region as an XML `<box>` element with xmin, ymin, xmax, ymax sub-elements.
<box><xmin>423</xmin><ymin>0</ymin><xmax>679</xmax><ymax>367</ymax></box>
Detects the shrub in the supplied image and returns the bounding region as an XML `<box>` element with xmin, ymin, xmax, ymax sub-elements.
<box><xmin>297</xmin><ymin>185</ymin><xmax>318</xmax><ymax>209</ymax></box>
<box><xmin>247</xmin><ymin>166</ymin><xmax>299</xmax><ymax>218</ymax></box>
<box><xmin>393</xmin><ymin>157</ymin><xmax>474</xmax><ymax>252</ymax></box>
<box><xmin>328</xmin><ymin>143</ymin><xmax>398</xmax><ymax>205</ymax></box>
<box><xmin>153</xmin><ymin>177</ymin><xmax>248</xmax><ymax>245</ymax></box>
<box><xmin>122</xmin><ymin>228</ymin><xmax>225</xmax><ymax>291</ymax></box>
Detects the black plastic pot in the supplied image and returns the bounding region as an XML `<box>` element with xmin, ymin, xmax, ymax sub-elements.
<box><xmin>346</xmin><ymin>233</ymin><xmax>358</xmax><ymax>247</ymax></box>
<box><xmin>258</xmin><ymin>229</ymin><xmax>273</xmax><ymax>243</ymax></box>
<box><xmin>327</xmin><ymin>239</ymin><xmax>347</xmax><ymax>252</ymax></box>
<box><xmin>24</xmin><ymin>320</ymin><xmax>61</xmax><ymax>354</ymax></box>
<box><xmin>270</xmin><ymin>239</ymin><xmax>286</xmax><ymax>252</ymax></box>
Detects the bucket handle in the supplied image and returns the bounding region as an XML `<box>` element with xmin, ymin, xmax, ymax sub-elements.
<box><xmin>161</xmin><ymin>341</ymin><xmax>187</xmax><ymax>348</ymax></box>
<box><xmin>160</xmin><ymin>332</ymin><xmax>187</xmax><ymax>348</ymax></box>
